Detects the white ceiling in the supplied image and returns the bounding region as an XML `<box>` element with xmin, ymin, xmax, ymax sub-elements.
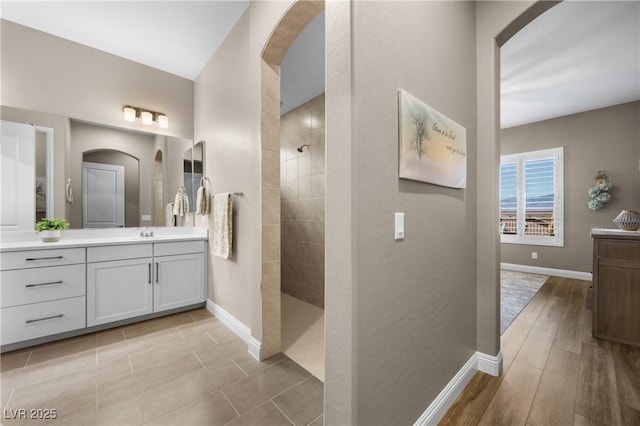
<box><xmin>0</xmin><ymin>1</ymin><xmax>249</xmax><ymax>80</ymax></box>
<box><xmin>501</xmin><ymin>1</ymin><xmax>640</xmax><ymax>129</ymax></box>
<box><xmin>2</xmin><ymin>1</ymin><xmax>638</xmax><ymax>125</ymax></box>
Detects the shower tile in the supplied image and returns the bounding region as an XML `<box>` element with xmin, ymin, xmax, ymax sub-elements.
<box><xmin>261</xmin><ymin>74</ymin><xmax>280</xmax><ymax>117</ymax></box>
<box><xmin>311</xmin><ymin>174</ymin><xmax>325</xmax><ymax>197</ymax></box>
<box><xmin>310</xmin><ymin>244</ymin><xmax>325</xmax><ymax>268</ymax></box>
<box><xmin>311</xmin><ymin>142</ymin><xmax>325</xmax><ymax>176</ymax></box>
<box><xmin>311</xmin><ymin>198</ymin><xmax>325</xmax><ymax>221</ymax></box>
<box><xmin>262</xmin><ymin>296</ymin><xmax>281</xmax><ymax>337</ymax></box>
<box><xmin>262</xmin><ymin>261</ymin><xmax>281</xmax><ymax>299</ymax></box>
<box><xmin>262</xmin><ymin>150</ymin><xmax>280</xmax><ymax>189</ymax></box>
<box><xmin>262</xmin><ymin>112</ymin><xmax>280</xmax><ymax>153</ymax></box>
<box><xmin>299</xmin><ymin>154</ymin><xmax>311</xmax><ymax>178</ymax></box>
<box><xmin>262</xmin><ymin>188</ymin><xmax>280</xmax><ymax>225</ymax></box>
<box><xmin>281</xmin><ymin>201</ymin><xmax>295</xmax><ymax>221</ymax></box>
<box><xmin>298</xmin><ymin>176</ymin><xmax>312</xmax><ymax>199</ymax></box>
<box><xmin>262</xmin><ymin>225</ymin><xmax>280</xmax><ymax>263</ymax></box>
<box><xmin>285</xmin><ymin>179</ymin><xmax>298</xmax><ymax>200</ymax></box>
<box><xmin>298</xmin><ymin>199</ymin><xmax>313</xmax><ymax>221</ymax></box>
<box><xmin>286</xmin><ymin>159</ymin><xmax>299</xmax><ymax>180</ymax></box>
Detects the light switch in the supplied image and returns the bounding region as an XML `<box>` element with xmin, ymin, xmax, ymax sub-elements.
<box><xmin>395</xmin><ymin>212</ymin><xmax>404</xmax><ymax>241</ymax></box>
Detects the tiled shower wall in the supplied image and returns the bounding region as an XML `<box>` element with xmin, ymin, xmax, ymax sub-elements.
<box><xmin>280</xmin><ymin>94</ymin><xmax>325</xmax><ymax>308</ymax></box>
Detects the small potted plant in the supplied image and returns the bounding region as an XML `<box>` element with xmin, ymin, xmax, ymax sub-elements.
<box><xmin>35</xmin><ymin>218</ymin><xmax>70</xmax><ymax>242</ymax></box>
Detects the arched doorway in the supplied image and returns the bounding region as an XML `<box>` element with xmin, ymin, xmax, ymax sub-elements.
<box><xmin>259</xmin><ymin>0</ymin><xmax>324</xmax><ymax>359</ymax></box>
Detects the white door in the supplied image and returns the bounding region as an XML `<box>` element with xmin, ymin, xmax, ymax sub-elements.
<box><xmin>1</xmin><ymin>121</ymin><xmax>35</xmax><ymax>231</ymax></box>
<box><xmin>82</xmin><ymin>161</ymin><xmax>125</xmax><ymax>228</ymax></box>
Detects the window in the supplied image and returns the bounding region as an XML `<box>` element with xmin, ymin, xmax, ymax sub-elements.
<box><xmin>500</xmin><ymin>147</ymin><xmax>564</xmax><ymax>246</ymax></box>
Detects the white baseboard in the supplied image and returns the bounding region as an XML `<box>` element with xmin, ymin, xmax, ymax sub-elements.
<box><xmin>414</xmin><ymin>351</ymin><xmax>502</xmax><ymax>426</ymax></box>
<box><xmin>501</xmin><ymin>262</ymin><xmax>592</xmax><ymax>281</ymax></box>
<box><xmin>206</xmin><ymin>299</ymin><xmax>263</xmax><ymax>361</ymax></box>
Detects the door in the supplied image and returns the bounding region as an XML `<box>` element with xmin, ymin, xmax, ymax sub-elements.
<box><xmin>82</xmin><ymin>161</ymin><xmax>125</xmax><ymax>228</ymax></box>
<box><xmin>154</xmin><ymin>253</ymin><xmax>205</xmax><ymax>312</ymax></box>
<box><xmin>87</xmin><ymin>258</ymin><xmax>153</xmax><ymax>326</ymax></box>
<box><xmin>1</xmin><ymin>121</ymin><xmax>35</xmax><ymax>231</ymax></box>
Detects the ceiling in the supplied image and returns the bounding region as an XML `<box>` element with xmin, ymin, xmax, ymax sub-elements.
<box><xmin>501</xmin><ymin>1</ymin><xmax>640</xmax><ymax>129</ymax></box>
<box><xmin>0</xmin><ymin>1</ymin><xmax>249</xmax><ymax>80</ymax></box>
<box><xmin>2</xmin><ymin>1</ymin><xmax>638</xmax><ymax>125</ymax></box>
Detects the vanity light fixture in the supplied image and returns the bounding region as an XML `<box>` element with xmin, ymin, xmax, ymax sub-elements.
<box><xmin>122</xmin><ymin>106</ymin><xmax>169</xmax><ymax>128</ymax></box>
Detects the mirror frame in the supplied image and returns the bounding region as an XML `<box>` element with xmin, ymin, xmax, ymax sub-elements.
<box><xmin>35</xmin><ymin>125</ymin><xmax>54</xmax><ymax>219</ymax></box>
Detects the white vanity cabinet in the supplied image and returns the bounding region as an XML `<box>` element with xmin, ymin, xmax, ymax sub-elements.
<box><xmin>1</xmin><ymin>233</ymin><xmax>207</xmax><ymax>350</ymax></box>
<box><xmin>153</xmin><ymin>241</ymin><xmax>206</xmax><ymax>312</ymax></box>
<box><xmin>0</xmin><ymin>248</ymin><xmax>86</xmax><ymax>345</ymax></box>
<box><xmin>87</xmin><ymin>241</ymin><xmax>206</xmax><ymax>327</ymax></box>
<box><xmin>87</xmin><ymin>244</ymin><xmax>153</xmax><ymax>326</ymax></box>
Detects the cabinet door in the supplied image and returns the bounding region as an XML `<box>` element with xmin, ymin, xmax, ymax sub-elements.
<box><xmin>154</xmin><ymin>253</ymin><xmax>205</xmax><ymax>313</ymax></box>
<box><xmin>87</xmin><ymin>258</ymin><xmax>153</xmax><ymax>326</ymax></box>
<box><xmin>596</xmin><ymin>261</ymin><xmax>640</xmax><ymax>345</ymax></box>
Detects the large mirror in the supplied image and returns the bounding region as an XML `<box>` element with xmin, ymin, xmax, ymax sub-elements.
<box><xmin>1</xmin><ymin>106</ymin><xmax>199</xmax><ymax>230</ymax></box>
<box><xmin>70</xmin><ymin>120</ymin><xmax>196</xmax><ymax>229</ymax></box>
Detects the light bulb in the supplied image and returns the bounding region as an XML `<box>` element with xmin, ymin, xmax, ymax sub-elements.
<box><xmin>141</xmin><ymin>111</ymin><xmax>153</xmax><ymax>125</ymax></box>
<box><xmin>157</xmin><ymin>114</ymin><xmax>169</xmax><ymax>128</ymax></box>
<box><xmin>123</xmin><ymin>107</ymin><xmax>136</xmax><ymax>122</ymax></box>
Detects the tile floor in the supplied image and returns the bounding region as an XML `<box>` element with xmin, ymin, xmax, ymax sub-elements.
<box><xmin>281</xmin><ymin>294</ymin><xmax>325</xmax><ymax>382</ymax></box>
<box><xmin>1</xmin><ymin>308</ymin><xmax>324</xmax><ymax>426</ymax></box>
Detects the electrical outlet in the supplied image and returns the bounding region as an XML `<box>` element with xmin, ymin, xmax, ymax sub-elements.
<box><xmin>531</xmin><ymin>252</ymin><xmax>538</xmax><ymax>260</ymax></box>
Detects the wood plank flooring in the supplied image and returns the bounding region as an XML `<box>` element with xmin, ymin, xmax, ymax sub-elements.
<box><xmin>0</xmin><ymin>308</ymin><xmax>324</xmax><ymax>426</ymax></box>
<box><xmin>440</xmin><ymin>277</ymin><xmax>640</xmax><ymax>426</ymax></box>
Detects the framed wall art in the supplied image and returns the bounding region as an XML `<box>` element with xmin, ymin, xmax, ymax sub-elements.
<box><xmin>398</xmin><ymin>89</ymin><xmax>467</xmax><ymax>189</ymax></box>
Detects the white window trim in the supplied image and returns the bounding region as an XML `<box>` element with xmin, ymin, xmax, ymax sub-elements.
<box><xmin>500</xmin><ymin>147</ymin><xmax>564</xmax><ymax>247</ymax></box>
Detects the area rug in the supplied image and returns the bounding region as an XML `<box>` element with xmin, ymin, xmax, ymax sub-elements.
<box><xmin>501</xmin><ymin>270</ymin><xmax>549</xmax><ymax>334</ymax></box>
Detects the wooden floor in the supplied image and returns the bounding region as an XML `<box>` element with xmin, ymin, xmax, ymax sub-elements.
<box><xmin>440</xmin><ymin>276</ymin><xmax>640</xmax><ymax>426</ymax></box>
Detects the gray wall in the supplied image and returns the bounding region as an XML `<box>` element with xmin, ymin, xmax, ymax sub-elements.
<box><xmin>501</xmin><ymin>101</ymin><xmax>640</xmax><ymax>272</ymax></box>
<box><xmin>348</xmin><ymin>2</ymin><xmax>477</xmax><ymax>424</ymax></box>
<box><xmin>1</xmin><ymin>20</ymin><xmax>194</xmax><ymax>139</ymax></box>
<box><xmin>194</xmin><ymin>9</ymin><xmax>256</xmax><ymax>330</ymax></box>
<box><xmin>280</xmin><ymin>94</ymin><xmax>325</xmax><ymax>308</ymax></box>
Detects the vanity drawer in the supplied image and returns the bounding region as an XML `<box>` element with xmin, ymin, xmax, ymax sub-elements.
<box><xmin>1</xmin><ymin>248</ymin><xmax>85</xmax><ymax>271</ymax></box>
<box><xmin>1</xmin><ymin>296</ymin><xmax>86</xmax><ymax>345</ymax></box>
<box><xmin>87</xmin><ymin>244</ymin><xmax>152</xmax><ymax>263</ymax></box>
<box><xmin>154</xmin><ymin>241</ymin><xmax>205</xmax><ymax>257</ymax></box>
<box><xmin>1</xmin><ymin>264</ymin><xmax>86</xmax><ymax>308</ymax></box>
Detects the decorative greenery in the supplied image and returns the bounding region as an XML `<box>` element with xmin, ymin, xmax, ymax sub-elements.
<box><xmin>35</xmin><ymin>218</ymin><xmax>70</xmax><ymax>232</ymax></box>
<box><xmin>588</xmin><ymin>171</ymin><xmax>613</xmax><ymax>211</ymax></box>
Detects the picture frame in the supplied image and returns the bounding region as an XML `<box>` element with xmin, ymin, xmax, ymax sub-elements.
<box><xmin>398</xmin><ymin>89</ymin><xmax>467</xmax><ymax>189</ymax></box>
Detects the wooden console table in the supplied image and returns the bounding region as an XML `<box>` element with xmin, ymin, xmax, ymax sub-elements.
<box><xmin>591</xmin><ymin>228</ymin><xmax>640</xmax><ymax>347</ymax></box>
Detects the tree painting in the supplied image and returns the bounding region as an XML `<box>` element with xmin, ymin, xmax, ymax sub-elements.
<box><xmin>411</xmin><ymin>106</ymin><xmax>429</xmax><ymax>161</ymax></box>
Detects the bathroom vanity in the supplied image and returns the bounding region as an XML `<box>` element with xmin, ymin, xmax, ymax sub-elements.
<box><xmin>591</xmin><ymin>228</ymin><xmax>640</xmax><ymax>347</ymax></box>
<box><xmin>0</xmin><ymin>228</ymin><xmax>207</xmax><ymax>351</ymax></box>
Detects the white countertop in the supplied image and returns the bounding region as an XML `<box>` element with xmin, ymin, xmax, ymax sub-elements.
<box><xmin>0</xmin><ymin>227</ymin><xmax>208</xmax><ymax>252</ymax></box>
<box><xmin>591</xmin><ymin>227</ymin><xmax>640</xmax><ymax>239</ymax></box>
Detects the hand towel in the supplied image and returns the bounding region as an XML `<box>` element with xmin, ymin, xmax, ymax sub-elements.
<box><xmin>212</xmin><ymin>193</ymin><xmax>232</xmax><ymax>259</ymax></box>
<box><xmin>172</xmin><ymin>191</ymin><xmax>190</xmax><ymax>216</ymax></box>
<box><xmin>165</xmin><ymin>203</ymin><xmax>175</xmax><ymax>226</ymax></box>
<box><xmin>195</xmin><ymin>186</ymin><xmax>209</xmax><ymax>215</ymax></box>
<box><xmin>65</xmin><ymin>179</ymin><xmax>73</xmax><ymax>205</ymax></box>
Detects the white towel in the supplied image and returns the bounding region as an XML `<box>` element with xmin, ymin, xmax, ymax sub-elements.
<box><xmin>212</xmin><ymin>193</ymin><xmax>232</xmax><ymax>259</ymax></box>
<box><xmin>165</xmin><ymin>203</ymin><xmax>175</xmax><ymax>226</ymax></box>
<box><xmin>195</xmin><ymin>186</ymin><xmax>209</xmax><ymax>215</ymax></box>
<box><xmin>65</xmin><ymin>178</ymin><xmax>73</xmax><ymax>205</ymax></box>
<box><xmin>172</xmin><ymin>191</ymin><xmax>189</xmax><ymax>216</ymax></box>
